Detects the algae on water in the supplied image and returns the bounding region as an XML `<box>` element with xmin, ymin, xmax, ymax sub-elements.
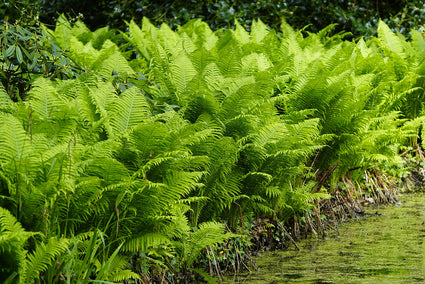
<box><xmin>227</xmin><ymin>193</ymin><xmax>425</xmax><ymax>283</ymax></box>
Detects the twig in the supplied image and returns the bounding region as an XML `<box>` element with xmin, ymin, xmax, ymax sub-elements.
<box><xmin>282</xmin><ymin>227</ymin><xmax>300</xmax><ymax>251</ymax></box>
<box><xmin>312</xmin><ymin>161</ymin><xmax>340</xmax><ymax>193</ymax></box>
<box><xmin>209</xmin><ymin>246</ymin><xmax>222</xmax><ymax>283</ymax></box>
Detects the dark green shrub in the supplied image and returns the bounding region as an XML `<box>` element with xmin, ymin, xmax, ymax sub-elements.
<box><xmin>0</xmin><ymin>1</ymin><xmax>82</xmax><ymax>101</ymax></box>
<box><xmin>35</xmin><ymin>0</ymin><xmax>424</xmax><ymax>38</ymax></box>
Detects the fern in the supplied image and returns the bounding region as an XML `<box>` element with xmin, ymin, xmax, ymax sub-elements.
<box><xmin>0</xmin><ymin>113</ymin><xmax>32</xmax><ymax>165</ymax></box>
<box><xmin>95</xmin><ymin>242</ymin><xmax>141</xmax><ymax>282</ymax></box>
<box><xmin>0</xmin><ymin>83</ymin><xmax>13</xmax><ymax>112</ymax></box>
<box><xmin>377</xmin><ymin>20</ymin><xmax>407</xmax><ymax>57</ymax></box>
<box><xmin>169</xmin><ymin>53</ymin><xmax>198</xmax><ymax>101</ymax></box>
<box><xmin>176</xmin><ymin>221</ymin><xmax>236</xmax><ymax>269</ymax></box>
<box><xmin>0</xmin><ymin>207</ymin><xmax>40</xmax><ymax>283</ymax></box>
<box><xmin>123</xmin><ymin>232</ymin><xmax>171</xmax><ymax>253</ymax></box>
<box><xmin>20</xmin><ymin>237</ymin><xmax>69</xmax><ymax>283</ymax></box>
<box><xmin>109</xmin><ymin>86</ymin><xmax>151</xmax><ymax>136</ymax></box>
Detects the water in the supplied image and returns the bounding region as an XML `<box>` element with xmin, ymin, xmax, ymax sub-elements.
<box><xmin>226</xmin><ymin>193</ymin><xmax>425</xmax><ymax>283</ymax></box>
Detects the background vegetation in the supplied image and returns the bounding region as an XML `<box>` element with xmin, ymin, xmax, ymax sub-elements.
<box><xmin>2</xmin><ymin>0</ymin><xmax>424</xmax><ymax>38</ymax></box>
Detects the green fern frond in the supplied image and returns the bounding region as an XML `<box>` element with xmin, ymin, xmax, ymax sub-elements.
<box><xmin>110</xmin><ymin>87</ymin><xmax>151</xmax><ymax>136</ymax></box>
<box><xmin>243</xmin><ymin>171</ymin><xmax>273</xmax><ymax>184</ymax></box>
<box><xmin>411</xmin><ymin>30</ymin><xmax>425</xmax><ymax>63</ymax></box>
<box><xmin>377</xmin><ymin>20</ymin><xmax>406</xmax><ymax>57</ymax></box>
<box><xmin>123</xmin><ymin>232</ymin><xmax>171</xmax><ymax>253</ymax></box>
<box><xmin>96</xmin><ymin>46</ymin><xmax>135</xmax><ymax>78</ymax></box>
<box><xmin>216</xmin><ymin>38</ymin><xmax>242</xmax><ymax>77</ymax></box>
<box><xmin>241</xmin><ymin>52</ymin><xmax>273</xmax><ymax>74</ymax></box>
<box><xmin>129</xmin><ymin>121</ymin><xmax>171</xmax><ymax>165</ymax></box>
<box><xmin>251</xmin><ymin>19</ymin><xmax>270</xmax><ymax>44</ymax></box>
<box><xmin>95</xmin><ymin>242</ymin><xmax>141</xmax><ymax>282</ymax></box>
<box><xmin>179</xmin><ymin>221</ymin><xmax>235</xmax><ymax>268</ymax></box>
<box><xmin>165</xmin><ymin>171</ymin><xmax>204</xmax><ymax>197</ymax></box>
<box><xmin>0</xmin><ymin>207</ymin><xmax>28</xmax><ymax>235</ymax></box>
<box><xmin>111</xmin><ymin>269</ymin><xmax>142</xmax><ymax>282</ymax></box>
<box><xmin>20</xmin><ymin>237</ymin><xmax>69</xmax><ymax>283</ymax></box>
<box><xmin>0</xmin><ymin>207</ymin><xmax>39</xmax><ymax>283</ymax></box>
<box><xmin>0</xmin><ymin>83</ymin><xmax>13</xmax><ymax>111</ymax></box>
<box><xmin>233</xmin><ymin>20</ymin><xmax>250</xmax><ymax>45</ymax></box>
<box><xmin>251</xmin><ymin>122</ymin><xmax>286</xmax><ymax>147</ymax></box>
<box><xmin>84</xmin><ymin>157</ymin><xmax>129</xmax><ymax>185</ymax></box>
<box><xmin>178</xmin><ymin>19</ymin><xmax>217</xmax><ymax>50</ymax></box>
<box><xmin>52</xmin><ymin>15</ymin><xmax>73</xmax><ymax>50</ymax></box>
<box><xmin>169</xmin><ymin>53</ymin><xmax>198</xmax><ymax>99</ymax></box>
<box><xmin>187</xmin><ymin>47</ymin><xmax>217</xmax><ymax>75</ymax></box>
<box><xmin>0</xmin><ymin>113</ymin><xmax>32</xmax><ymax>164</ymax></box>
<box><xmin>69</xmin><ymin>20</ymin><xmax>92</xmax><ymax>44</ymax></box>
<box><xmin>265</xmin><ymin>186</ymin><xmax>282</xmax><ymax>199</ymax></box>
<box><xmin>27</xmin><ymin>78</ymin><xmax>62</xmax><ymax>120</ymax></box>
<box><xmin>248</xmin><ymin>195</ymin><xmax>276</xmax><ymax>215</ymax></box>
<box><xmin>164</xmin><ymin>203</ymin><xmax>191</xmax><ymax>239</ymax></box>
<box><xmin>180</xmin><ymin>32</ymin><xmax>197</xmax><ymax>54</ymax></box>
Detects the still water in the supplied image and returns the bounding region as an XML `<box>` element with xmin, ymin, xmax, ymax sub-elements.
<box><xmin>228</xmin><ymin>193</ymin><xmax>425</xmax><ymax>283</ymax></box>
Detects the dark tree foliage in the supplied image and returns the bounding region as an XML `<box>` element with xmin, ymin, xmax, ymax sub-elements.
<box><xmin>0</xmin><ymin>0</ymin><xmax>38</xmax><ymax>25</ymax></box>
<box><xmin>0</xmin><ymin>0</ymin><xmax>82</xmax><ymax>101</ymax></box>
<box><xmin>1</xmin><ymin>1</ymin><xmax>424</xmax><ymax>37</ymax></box>
<box><xmin>31</xmin><ymin>0</ymin><xmax>424</xmax><ymax>37</ymax></box>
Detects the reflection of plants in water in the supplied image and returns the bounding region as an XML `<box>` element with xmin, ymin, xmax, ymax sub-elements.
<box><xmin>244</xmin><ymin>194</ymin><xmax>425</xmax><ymax>283</ymax></box>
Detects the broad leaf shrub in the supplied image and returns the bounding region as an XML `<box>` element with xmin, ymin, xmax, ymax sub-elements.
<box><xmin>0</xmin><ymin>20</ymin><xmax>82</xmax><ymax>102</ymax></box>
<box><xmin>0</xmin><ymin>16</ymin><xmax>425</xmax><ymax>282</ymax></box>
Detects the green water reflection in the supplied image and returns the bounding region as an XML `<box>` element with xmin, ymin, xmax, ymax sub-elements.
<box><xmin>228</xmin><ymin>193</ymin><xmax>425</xmax><ymax>283</ymax></box>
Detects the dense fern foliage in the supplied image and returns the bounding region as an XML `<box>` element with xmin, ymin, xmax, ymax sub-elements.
<box><xmin>0</xmin><ymin>16</ymin><xmax>424</xmax><ymax>282</ymax></box>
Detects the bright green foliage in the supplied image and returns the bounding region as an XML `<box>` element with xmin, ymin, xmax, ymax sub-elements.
<box><xmin>0</xmin><ymin>207</ymin><xmax>38</xmax><ymax>282</ymax></box>
<box><xmin>0</xmin><ymin>207</ymin><xmax>69</xmax><ymax>284</ymax></box>
<box><xmin>175</xmin><ymin>221</ymin><xmax>237</xmax><ymax>269</ymax></box>
<box><xmin>0</xmin><ymin>15</ymin><xmax>425</xmax><ymax>281</ymax></box>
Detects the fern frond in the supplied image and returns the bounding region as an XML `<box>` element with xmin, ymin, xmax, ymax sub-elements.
<box><xmin>0</xmin><ymin>83</ymin><xmax>12</xmax><ymax>111</ymax></box>
<box><xmin>111</xmin><ymin>269</ymin><xmax>142</xmax><ymax>282</ymax></box>
<box><xmin>123</xmin><ymin>233</ymin><xmax>171</xmax><ymax>253</ymax></box>
<box><xmin>0</xmin><ymin>207</ymin><xmax>27</xmax><ymax>235</ymax></box>
<box><xmin>164</xmin><ymin>171</ymin><xmax>204</xmax><ymax>197</ymax></box>
<box><xmin>377</xmin><ymin>20</ymin><xmax>406</xmax><ymax>57</ymax></box>
<box><xmin>110</xmin><ymin>87</ymin><xmax>151</xmax><ymax>136</ymax></box>
<box><xmin>251</xmin><ymin>122</ymin><xmax>286</xmax><ymax>147</ymax></box>
<box><xmin>169</xmin><ymin>54</ymin><xmax>198</xmax><ymax>99</ymax></box>
<box><xmin>27</xmin><ymin>78</ymin><xmax>61</xmax><ymax>120</ymax></box>
<box><xmin>96</xmin><ymin>46</ymin><xmax>135</xmax><ymax>78</ymax></box>
<box><xmin>233</xmin><ymin>20</ymin><xmax>250</xmax><ymax>45</ymax></box>
<box><xmin>52</xmin><ymin>15</ymin><xmax>73</xmax><ymax>50</ymax></box>
<box><xmin>0</xmin><ymin>207</ymin><xmax>39</xmax><ymax>283</ymax></box>
<box><xmin>20</xmin><ymin>237</ymin><xmax>69</xmax><ymax>283</ymax></box>
<box><xmin>411</xmin><ymin>30</ymin><xmax>425</xmax><ymax>63</ymax></box>
<box><xmin>95</xmin><ymin>242</ymin><xmax>141</xmax><ymax>282</ymax></box>
<box><xmin>241</xmin><ymin>52</ymin><xmax>273</xmax><ymax>73</ymax></box>
<box><xmin>179</xmin><ymin>221</ymin><xmax>235</xmax><ymax>267</ymax></box>
<box><xmin>0</xmin><ymin>113</ymin><xmax>32</xmax><ymax>164</ymax></box>
<box><xmin>251</xmin><ymin>19</ymin><xmax>270</xmax><ymax>44</ymax></box>
<box><xmin>216</xmin><ymin>38</ymin><xmax>242</xmax><ymax>77</ymax></box>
